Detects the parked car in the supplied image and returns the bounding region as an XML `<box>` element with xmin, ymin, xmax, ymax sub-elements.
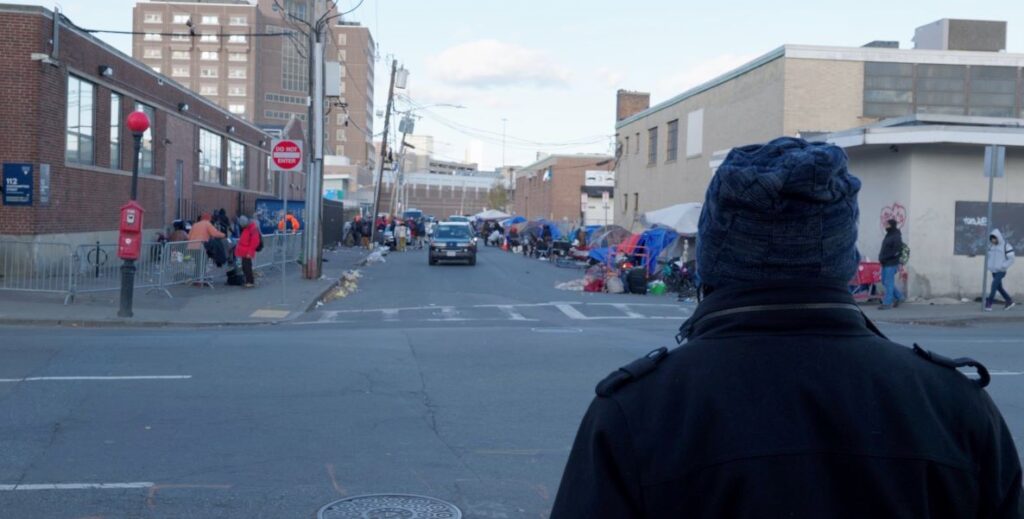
<box><xmin>429</xmin><ymin>222</ymin><xmax>477</xmax><ymax>266</ymax></box>
<box><xmin>446</xmin><ymin>215</ymin><xmax>471</xmax><ymax>223</ymax></box>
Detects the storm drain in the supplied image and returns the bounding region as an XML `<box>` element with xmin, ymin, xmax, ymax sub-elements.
<box><xmin>318</xmin><ymin>494</ymin><xmax>462</xmax><ymax>519</ymax></box>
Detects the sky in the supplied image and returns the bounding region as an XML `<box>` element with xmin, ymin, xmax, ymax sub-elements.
<box><xmin>20</xmin><ymin>0</ymin><xmax>1024</xmax><ymax>170</ymax></box>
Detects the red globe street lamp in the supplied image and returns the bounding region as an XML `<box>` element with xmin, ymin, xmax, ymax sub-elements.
<box><xmin>117</xmin><ymin>110</ymin><xmax>151</xmax><ymax>318</ymax></box>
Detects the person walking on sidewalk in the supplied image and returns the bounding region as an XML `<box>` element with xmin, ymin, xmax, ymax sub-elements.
<box><xmin>877</xmin><ymin>218</ymin><xmax>904</xmax><ymax>310</ymax></box>
<box><xmin>986</xmin><ymin>229</ymin><xmax>1016</xmax><ymax>311</ymax></box>
<box><xmin>551</xmin><ymin>137</ymin><xmax>1022</xmax><ymax>518</ymax></box>
<box><xmin>235</xmin><ymin>215</ymin><xmax>261</xmax><ymax>288</ymax></box>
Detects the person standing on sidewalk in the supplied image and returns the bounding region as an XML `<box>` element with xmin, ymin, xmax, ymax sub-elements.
<box><xmin>878</xmin><ymin>218</ymin><xmax>904</xmax><ymax>310</ymax></box>
<box><xmin>551</xmin><ymin>137</ymin><xmax>1022</xmax><ymax>518</ymax></box>
<box><xmin>395</xmin><ymin>219</ymin><xmax>408</xmax><ymax>252</ymax></box>
<box><xmin>986</xmin><ymin>229</ymin><xmax>1016</xmax><ymax>311</ymax></box>
<box><xmin>235</xmin><ymin>215</ymin><xmax>261</xmax><ymax>288</ymax></box>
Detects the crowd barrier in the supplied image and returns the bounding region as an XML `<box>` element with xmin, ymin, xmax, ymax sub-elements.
<box><xmin>0</xmin><ymin>232</ymin><xmax>303</xmax><ymax>304</ymax></box>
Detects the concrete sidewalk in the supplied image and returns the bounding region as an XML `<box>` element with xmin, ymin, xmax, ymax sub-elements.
<box><xmin>0</xmin><ymin>247</ymin><xmax>371</xmax><ymax>327</ymax></box>
<box><xmin>862</xmin><ymin>300</ymin><xmax>1024</xmax><ymax>326</ymax></box>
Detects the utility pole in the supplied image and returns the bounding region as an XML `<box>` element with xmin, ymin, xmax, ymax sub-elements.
<box><xmin>370</xmin><ymin>59</ymin><xmax>399</xmax><ymax>246</ymax></box>
<box><xmin>301</xmin><ymin>0</ymin><xmax>326</xmax><ymax>279</ymax></box>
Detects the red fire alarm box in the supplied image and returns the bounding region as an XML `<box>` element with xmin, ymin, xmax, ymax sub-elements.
<box><xmin>117</xmin><ymin>200</ymin><xmax>145</xmax><ymax>260</ymax></box>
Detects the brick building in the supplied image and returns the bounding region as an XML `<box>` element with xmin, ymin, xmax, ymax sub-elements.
<box><xmin>513</xmin><ymin>154</ymin><xmax>613</xmax><ymax>224</ymax></box>
<box><xmin>132</xmin><ymin>0</ymin><xmax>376</xmax><ymax>203</ymax></box>
<box><xmin>0</xmin><ymin>4</ymin><xmax>291</xmax><ymax>244</ymax></box>
<box><xmin>378</xmin><ymin>171</ymin><xmax>496</xmax><ymax>220</ymax></box>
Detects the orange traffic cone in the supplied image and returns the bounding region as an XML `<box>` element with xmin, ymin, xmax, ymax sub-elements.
<box><xmin>501</xmin><ymin>242</ymin><xmax>509</xmax><ymax>251</ymax></box>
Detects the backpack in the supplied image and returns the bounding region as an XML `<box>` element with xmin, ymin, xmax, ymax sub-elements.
<box><xmin>255</xmin><ymin>233</ymin><xmax>264</xmax><ymax>252</ymax></box>
<box><xmin>898</xmin><ymin>243</ymin><xmax>910</xmax><ymax>265</ymax></box>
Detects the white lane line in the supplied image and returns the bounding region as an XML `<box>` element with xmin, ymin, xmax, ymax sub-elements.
<box><xmin>381</xmin><ymin>309</ymin><xmax>399</xmax><ymax>321</ymax></box>
<box><xmin>0</xmin><ymin>376</ymin><xmax>191</xmax><ymax>383</ymax></box>
<box><xmin>497</xmin><ymin>305</ymin><xmax>530</xmax><ymax>321</ymax></box>
<box><xmin>0</xmin><ymin>482</ymin><xmax>155</xmax><ymax>491</ymax></box>
<box><xmin>989</xmin><ymin>371</ymin><xmax>1024</xmax><ymax>376</ymax></box>
<box><xmin>553</xmin><ymin>303</ymin><xmax>589</xmax><ymax>320</ymax></box>
<box><xmin>611</xmin><ymin>304</ymin><xmax>645</xmax><ymax>319</ymax></box>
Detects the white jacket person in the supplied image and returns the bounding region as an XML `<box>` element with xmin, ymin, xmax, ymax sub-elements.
<box><xmin>987</xmin><ymin>229</ymin><xmax>1016</xmax><ymax>273</ymax></box>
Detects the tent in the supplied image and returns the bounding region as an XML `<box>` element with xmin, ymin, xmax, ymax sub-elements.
<box><xmin>474</xmin><ymin>209</ymin><xmax>512</xmax><ymax>221</ymax></box>
<box><xmin>523</xmin><ymin>219</ymin><xmax>563</xmax><ymax>240</ymax></box>
<box><xmin>588</xmin><ymin>225</ymin><xmax>631</xmax><ymax>249</ymax></box>
<box><xmin>501</xmin><ymin>216</ymin><xmax>527</xmax><ymax>237</ymax></box>
<box><xmin>616</xmin><ymin>233</ymin><xmax>642</xmax><ymax>256</ymax></box>
<box><xmin>642</xmin><ymin>203</ymin><xmax>702</xmax><ymax>236</ymax></box>
<box><xmin>635</xmin><ymin>227</ymin><xmax>679</xmax><ymax>275</ymax></box>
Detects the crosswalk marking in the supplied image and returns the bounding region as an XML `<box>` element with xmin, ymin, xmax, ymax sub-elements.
<box><xmin>302</xmin><ymin>301</ymin><xmax>694</xmax><ymax>325</ymax></box>
<box><xmin>497</xmin><ymin>305</ymin><xmax>530</xmax><ymax>321</ymax></box>
<box><xmin>553</xmin><ymin>303</ymin><xmax>590</xmax><ymax>320</ymax></box>
<box><xmin>611</xmin><ymin>303</ymin><xmax>645</xmax><ymax>319</ymax></box>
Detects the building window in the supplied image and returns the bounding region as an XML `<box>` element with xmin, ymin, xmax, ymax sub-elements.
<box><xmin>634</xmin><ymin>132</ymin><xmax>640</xmax><ymax>154</ymax></box>
<box><xmin>686</xmin><ymin>109</ymin><xmax>703</xmax><ymax>158</ymax></box>
<box><xmin>228</xmin><ymin>68</ymin><xmax>247</xmax><ymax>79</ymax></box>
<box><xmin>276</xmin><ymin>23</ymin><xmax>308</xmax><ymax>92</ymax></box>
<box><xmin>335</xmin><ymin>144</ymin><xmax>346</xmax><ymax>156</ymax></box>
<box><xmin>666</xmin><ymin>119</ymin><xmax>679</xmax><ymax>161</ymax></box>
<box><xmin>132</xmin><ymin>102</ymin><xmax>155</xmax><ymax>175</ymax></box>
<box><xmin>229</xmin><ymin>52</ymin><xmax>247</xmax><ymax>62</ymax></box>
<box><xmin>228</xmin><ymin>104</ymin><xmax>246</xmax><ymax>114</ymax></box>
<box><xmin>228</xmin><ymin>85</ymin><xmax>247</xmax><ymax>97</ymax></box>
<box><xmin>338</xmin><ymin>50</ymin><xmax>347</xmax><ymax>61</ymax></box>
<box><xmin>863</xmin><ymin>62</ymin><xmax>915</xmax><ymax>118</ymax></box>
<box><xmin>65</xmin><ymin>76</ymin><xmax>94</xmax><ymax>165</ymax></box>
<box><xmin>200</xmin><ymin>84</ymin><xmax>218</xmax><ymax>95</ymax></box>
<box><xmin>634</xmin><ymin>193</ymin><xmax>639</xmax><ymax>213</ymax></box>
<box><xmin>228</xmin><ymin>34</ymin><xmax>247</xmax><ymax>44</ymax></box>
<box><xmin>171</xmin><ymin>32</ymin><xmax>190</xmax><ymax>42</ymax></box>
<box><xmin>265</xmin><ymin>92</ymin><xmax>306</xmax><ymax>105</ymax></box>
<box><xmin>171</xmin><ymin>66</ymin><xmax>189</xmax><ymax>78</ymax></box>
<box><xmin>337</xmin><ymin>33</ymin><xmax>347</xmax><ymax>45</ymax></box>
<box><xmin>172</xmin><ymin>50</ymin><xmax>190</xmax><ymax>60</ymax></box>
<box><xmin>647</xmin><ymin>127</ymin><xmax>658</xmax><ymax>165</ymax></box>
<box><xmin>173</xmin><ymin>14</ymin><xmax>190</xmax><ymax>24</ymax></box>
<box><xmin>143</xmin><ymin>48</ymin><xmax>162</xmax><ymax>59</ymax></box>
<box><xmin>624</xmin><ymin>136</ymin><xmax>629</xmax><ymax>157</ymax></box>
<box><xmin>968</xmin><ymin>66</ymin><xmax>1017</xmax><ymax>117</ymax></box>
<box><xmin>143</xmin><ymin>13</ymin><xmax>162</xmax><ymax>23</ymax></box>
<box><xmin>337</xmin><ymin>130</ymin><xmax>347</xmax><ymax>142</ymax></box>
<box><xmin>199</xmin><ymin>129</ymin><xmax>222</xmax><ymax>184</ymax></box>
<box><xmin>200</xmin><ymin>67</ymin><xmax>219</xmax><ymax>78</ymax></box>
<box><xmin>227</xmin><ymin>140</ymin><xmax>246</xmax><ymax>187</ymax></box>
<box><xmin>109</xmin><ymin>93</ymin><xmax>121</xmax><ymax>170</ymax></box>
<box><xmin>229</xmin><ymin>16</ymin><xmax>247</xmax><ymax>26</ymax></box>
<box><xmin>915</xmin><ymin>64</ymin><xmax>967</xmax><ymax>115</ymax></box>
<box><xmin>143</xmin><ymin>33</ymin><xmax>162</xmax><ymax>41</ymax></box>
<box><xmin>201</xmin><ymin>51</ymin><xmax>219</xmax><ymax>61</ymax></box>
<box><xmin>201</xmin><ymin>15</ymin><xmax>218</xmax><ymax>25</ymax></box>
<box><xmin>199</xmin><ymin>34</ymin><xmax>218</xmax><ymax>43</ymax></box>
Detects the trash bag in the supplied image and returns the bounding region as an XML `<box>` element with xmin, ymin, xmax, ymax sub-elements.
<box><xmin>648</xmin><ymin>280</ymin><xmax>667</xmax><ymax>295</ymax></box>
<box><xmin>605</xmin><ymin>275</ymin><xmax>625</xmax><ymax>294</ymax></box>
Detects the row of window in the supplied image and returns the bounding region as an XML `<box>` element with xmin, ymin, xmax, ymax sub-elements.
<box><xmin>145</xmin><ymin>33</ymin><xmax>248</xmax><ymax>43</ymax></box>
<box><xmin>624</xmin><ymin>109</ymin><xmax>704</xmax><ymax>166</ymax></box>
<box><xmin>66</xmin><ymin>74</ymin><xmax>255</xmax><ymax>190</ymax></box>
<box><xmin>167</xmin><ymin>65</ymin><xmax>248</xmax><ymax>82</ymax></box>
<box><xmin>264</xmin><ymin>110</ymin><xmax>306</xmax><ymax>121</ymax></box>
<box><xmin>143</xmin><ymin>13</ymin><xmax>248</xmax><ymax>26</ymax></box>
<box><xmin>864</xmin><ymin>62</ymin><xmax>1024</xmax><ymax>118</ymax></box>
<box><xmin>166</xmin><ymin>51</ymin><xmax>248</xmax><ymax>61</ymax></box>
<box><xmin>265</xmin><ymin>93</ymin><xmax>307</xmax><ymax>105</ymax></box>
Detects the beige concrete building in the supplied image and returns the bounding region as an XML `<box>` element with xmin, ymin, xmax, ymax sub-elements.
<box><xmin>614</xmin><ymin>20</ymin><xmax>1024</xmax><ymax>223</ymax></box>
<box><xmin>615</xmin><ymin>19</ymin><xmax>1024</xmax><ymax>299</ymax></box>
<box><xmin>132</xmin><ymin>0</ymin><xmax>375</xmax><ymax>202</ymax></box>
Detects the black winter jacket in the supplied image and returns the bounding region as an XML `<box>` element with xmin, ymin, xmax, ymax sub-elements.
<box><xmin>880</xmin><ymin>227</ymin><xmax>904</xmax><ymax>266</ymax></box>
<box><xmin>551</xmin><ymin>281</ymin><xmax>1022</xmax><ymax>518</ymax></box>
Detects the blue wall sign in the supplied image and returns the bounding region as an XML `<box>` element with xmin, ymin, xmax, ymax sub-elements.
<box><xmin>3</xmin><ymin>163</ymin><xmax>33</xmax><ymax>206</ymax></box>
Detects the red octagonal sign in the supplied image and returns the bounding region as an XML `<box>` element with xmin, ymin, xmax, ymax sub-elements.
<box><xmin>271</xmin><ymin>139</ymin><xmax>303</xmax><ymax>171</ymax></box>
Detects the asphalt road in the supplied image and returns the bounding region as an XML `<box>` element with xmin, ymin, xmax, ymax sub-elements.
<box><xmin>0</xmin><ymin>245</ymin><xmax>1022</xmax><ymax>518</ymax></box>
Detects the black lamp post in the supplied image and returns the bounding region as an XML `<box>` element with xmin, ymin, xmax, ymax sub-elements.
<box><xmin>117</xmin><ymin>111</ymin><xmax>150</xmax><ymax>318</ymax></box>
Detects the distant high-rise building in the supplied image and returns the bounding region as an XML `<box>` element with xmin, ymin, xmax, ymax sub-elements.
<box><xmin>132</xmin><ymin>0</ymin><xmax>376</xmax><ymax>201</ymax></box>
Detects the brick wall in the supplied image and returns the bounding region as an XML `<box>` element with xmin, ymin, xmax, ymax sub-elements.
<box><xmin>0</xmin><ymin>7</ymin><xmax>274</xmax><ymax>237</ymax></box>
<box><xmin>616</xmin><ymin>90</ymin><xmax>651</xmax><ymax>122</ymax></box>
<box><xmin>514</xmin><ymin>156</ymin><xmax>612</xmax><ymax>224</ymax></box>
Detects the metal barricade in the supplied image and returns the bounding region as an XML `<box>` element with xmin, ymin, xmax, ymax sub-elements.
<box><xmin>253</xmin><ymin>234</ymin><xmax>280</xmax><ymax>271</ymax></box>
<box><xmin>0</xmin><ymin>241</ymin><xmax>74</xmax><ymax>304</ymax></box>
<box><xmin>155</xmin><ymin>240</ymin><xmax>211</xmax><ymax>296</ymax></box>
<box><xmin>71</xmin><ymin>241</ymin><xmax>163</xmax><ymax>296</ymax></box>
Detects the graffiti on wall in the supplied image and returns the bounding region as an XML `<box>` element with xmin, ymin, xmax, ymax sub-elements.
<box><xmin>953</xmin><ymin>201</ymin><xmax>1024</xmax><ymax>256</ymax></box>
<box><xmin>880</xmin><ymin>203</ymin><xmax>907</xmax><ymax>230</ymax></box>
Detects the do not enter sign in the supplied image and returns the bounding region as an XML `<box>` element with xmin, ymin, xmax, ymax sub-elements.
<box><xmin>271</xmin><ymin>139</ymin><xmax>304</xmax><ymax>172</ymax></box>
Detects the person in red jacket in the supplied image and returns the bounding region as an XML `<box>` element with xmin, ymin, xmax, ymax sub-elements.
<box><xmin>235</xmin><ymin>215</ymin><xmax>261</xmax><ymax>288</ymax></box>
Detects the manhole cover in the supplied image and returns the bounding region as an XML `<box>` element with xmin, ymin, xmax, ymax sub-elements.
<box><xmin>318</xmin><ymin>494</ymin><xmax>462</xmax><ymax>519</ymax></box>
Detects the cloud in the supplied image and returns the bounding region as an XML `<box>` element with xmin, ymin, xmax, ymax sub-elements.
<box><xmin>655</xmin><ymin>53</ymin><xmax>760</xmax><ymax>98</ymax></box>
<box><xmin>426</xmin><ymin>39</ymin><xmax>571</xmax><ymax>88</ymax></box>
<box><xmin>596</xmin><ymin>67</ymin><xmax>624</xmax><ymax>89</ymax></box>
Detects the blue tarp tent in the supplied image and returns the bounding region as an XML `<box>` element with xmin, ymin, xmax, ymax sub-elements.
<box><xmin>588</xmin><ymin>247</ymin><xmax>612</xmax><ymax>264</ymax></box>
<box><xmin>524</xmin><ymin>219</ymin><xmax>563</xmax><ymax>240</ymax></box>
<box><xmin>501</xmin><ymin>216</ymin><xmax>527</xmax><ymax>237</ymax></box>
<box><xmin>636</xmin><ymin>227</ymin><xmax>678</xmax><ymax>275</ymax></box>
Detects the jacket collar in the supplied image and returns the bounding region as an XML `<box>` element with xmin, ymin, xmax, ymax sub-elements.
<box><xmin>677</xmin><ymin>280</ymin><xmax>883</xmax><ymax>343</ymax></box>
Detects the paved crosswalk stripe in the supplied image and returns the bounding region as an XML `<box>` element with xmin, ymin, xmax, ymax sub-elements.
<box><xmin>553</xmin><ymin>303</ymin><xmax>589</xmax><ymax>320</ymax></box>
<box><xmin>611</xmin><ymin>304</ymin><xmax>645</xmax><ymax>319</ymax></box>
<box><xmin>497</xmin><ymin>305</ymin><xmax>530</xmax><ymax>321</ymax></box>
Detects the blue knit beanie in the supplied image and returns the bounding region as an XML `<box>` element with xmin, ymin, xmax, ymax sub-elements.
<box><xmin>696</xmin><ymin>137</ymin><xmax>861</xmax><ymax>289</ymax></box>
